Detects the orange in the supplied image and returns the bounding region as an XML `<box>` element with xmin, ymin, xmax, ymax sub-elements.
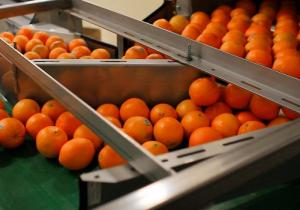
<box><xmin>123</xmin><ymin>116</ymin><xmax>153</xmax><ymax>144</ymax></box>
<box><xmin>153</xmin><ymin>117</ymin><xmax>184</xmax><ymax>149</ymax></box>
<box><xmin>0</xmin><ymin>118</ymin><xmax>25</xmax><ymax>149</ymax></box>
<box><xmin>12</xmin><ymin>99</ymin><xmax>40</xmax><ymax>123</ymax></box>
<box><xmin>120</xmin><ymin>98</ymin><xmax>150</xmax><ymax>121</ymax></box>
<box><xmin>211</xmin><ymin>14</ymin><xmax>230</xmax><ymax>25</ymax></box>
<box><xmin>49</xmin><ymin>47</ymin><xmax>67</xmax><ymax>59</ymax></box>
<box><xmin>90</xmin><ymin>48</ymin><xmax>111</xmax><ymax>59</ymax></box>
<box><xmin>236</xmin><ymin>0</ymin><xmax>256</xmax><ymax>16</ymax></box>
<box><xmin>247</xmin><ymin>33</ymin><xmax>273</xmax><ymax>45</ymax></box>
<box><xmin>68</xmin><ymin>38</ymin><xmax>87</xmax><ymax>51</ymax></box>
<box><xmin>153</xmin><ymin>19</ymin><xmax>174</xmax><ymax>32</ymax></box>
<box><xmin>273</xmin><ymin>32</ymin><xmax>297</xmax><ymax>45</ymax></box>
<box><xmin>146</xmin><ymin>53</ymin><xmax>164</xmax><ymax>59</ymax></box>
<box><xmin>150</xmin><ymin>103</ymin><xmax>177</xmax><ymax>124</ymax></box>
<box><xmin>80</xmin><ymin>56</ymin><xmax>93</xmax><ymax>59</ymax></box>
<box><xmin>98</xmin><ymin>145</ymin><xmax>126</xmax><ymax>169</ymax></box>
<box><xmin>249</xmin><ymin>95</ymin><xmax>280</xmax><ymax>120</ymax></box>
<box><xmin>73</xmin><ymin>125</ymin><xmax>103</xmax><ymax>150</ymax></box>
<box><xmin>189</xmin><ymin>77</ymin><xmax>221</xmax><ymax>106</ymax></box>
<box><xmin>0</xmin><ymin>37</ymin><xmax>12</xmax><ymax>44</ymax></box>
<box><xmin>272</xmin><ymin>41</ymin><xmax>296</xmax><ymax>55</ymax></box>
<box><xmin>24</xmin><ymin>38</ymin><xmax>43</xmax><ymax>52</ymax></box>
<box><xmin>13</xmin><ymin>35</ymin><xmax>29</xmax><ymax>52</ymax></box>
<box><xmin>142</xmin><ymin>141</ymin><xmax>168</xmax><ymax>156</ymax></box>
<box><xmin>0</xmin><ymin>109</ymin><xmax>9</xmax><ymax>120</ymax></box>
<box><xmin>227</xmin><ymin>19</ymin><xmax>250</xmax><ymax>33</ymax></box>
<box><xmin>0</xmin><ymin>32</ymin><xmax>14</xmax><ymax>42</ymax></box>
<box><xmin>24</xmin><ymin>51</ymin><xmax>41</xmax><ymax>60</ymax></box>
<box><xmin>268</xmin><ymin>117</ymin><xmax>290</xmax><ymax>127</ymax></box>
<box><xmin>245</xmin><ymin>23</ymin><xmax>271</xmax><ymax>37</ymax></box>
<box><xmin>176</xmin><ymin>99</ymin><xmax>200</xmax><ymax>119</ymax></box>
<box><xmin>212</xmin><ymin>113</ymin><xmax>240</xmax><ymax>137</ymax></box>
<box><xmin>190</xmin><ymin>12</ymin><xmax>210</xmax><ymax>28</ymax></box>
<box><xmin>59</xmin><ymin>137</ymin><xmax>95</xmax><ymax>170</ymax></box>
<box><xmin>57</xmin><ymin>53</ymin><xmax>76</xmax><ymax>59</ymax></box>
<box><xmin>238</xmin><ymin>121</ymin><xmax>266</xmax><ymax>134</ymax></box>
<box><xmin>274</xmin><ymin>26</ymin><xmax>298</xmax><ymax>36</ymax></box>
<box><xmin>236</xmin><ymin>111</ymin><xmax>258</xmax><ymax>124</ymax></box>
<box><xmin>222</xmin><ymin>30</ymin><xmax>246</xmax><ymax>45</ymax></box>
<box><xmin>32</xmin><ymin>31</ymin><xmax>49</xmax><ymax>44</ymax></box>
<box><xmin>71</xmin><ymin>46</ymin><xmax>91</xmax><ymax>58</ymax></box>
<box><xmin>282</xmin><ymin>107</ymin><xmax>300</xmax><ymax>120</ymax></box>
<box><xmin>32</xmin><ymin>44</ymin><xmax>49</xmax><ymax>59</ymax></box>
<box><xmin>275</xmin><ymin>48</ymin><xmax>299</xmax><ymax>59</ymax></box>
<box><xmin>259</xmin><ymin>6</ymin><xmax>276</xmax><ymax>19</ymax></box>
<box><xmin>189</xmin><ymin>127</ymin><xmax>223</xmax><ymax>147</ymax></box>
<box><xmin>41</xmin><ymin>99</ymin><xmax>66</xmax><ymax>121</ymax></box>
<box><xmin>49</xmin><ymin>40</ymin><xmax>67</xmax><ymax>51</ymax></box>
<box><xmin>45</xmin><ymin>35</ymin><xmax>63</xmax><ymax>48</ymax></box>
<box><xmin>216</xmin><ymin>5</ymin><xmax>232</xmax><ymax>15</ymax></box>
<box><xmin>272</xmin><ymin>55</ymin><xmax>300</xmax><ymax>78</ymax></box>
<box><xmin>26</xmin><ymin>113</ymin><xmax>54</xmax><ymax>139</ymax></box>
<box><xmin>251</xmin><ymin>13</ymin><xmax>272</xmax><ymax>28</ymax></box>
<box><xmin>169</xmin><ymin>15</ymin><xmax>189</xmax><ymax>34</ymax></box>
<box><xmin>96</xmin><ymin>103</ymin><xmax>119</xmax><ymax>119</ymax></box>
<box><xmin>205</xmin><ymin>22</ymin><xmax>227</xmax><ymax>37</ymax></box>
<box><xmin>55</xmin><ymin>111</ymin><xmax>82</xmax><ymax>138</ymax></box>
<box><xmin>220</xmin><ymin>41</ymin><xmax>245</xmax><ymax>57</ymax></box>
<box><xmin>123</xmin><ymin>46</ymin><xmax>148</xmax><ymax>59</ymax></box>
<box><xmin>196</xmin><ymin>32</ymin><xmax>222</xmax><ymax>48</ymax></box>
<box><xmin>230</xmin><ymin>8</ymin><xmax>249</xmax><ymax>17</ymax></box>
<box><xmin>36</xmin><ymin>126</ymin><xmax>68</xmax><ymax>158</ymax></box>
<box><xmin>224</xmin><ymin>83</ymin><xmax>252</xmax><ymax>109</ymax></box>
<box><xmin>246</xmin><ymin>49</ymin><xmax>273</xmax><ymax>67</ymax></box>
<box><xmin>181</xmin><ymin>110</ymin><xmax>209</xmax><ymax>136</ymax></box>
<box><xmin>245</xmin><ymin>39</ymin><xmax>272</xmax><ymax>53</ymax></box>
<box><xmin>105</xmin><ymin>116</ymin><xmax>122</xmax><ymax>128</ymax></box>
<box><xmin>17</xmin><ymin>27</ymin><xmax>33</xmax><ymax>39</ymax></box>
<box><xmin>204</xmin><ymin>101</ymin><xmax>232</xmax><ymax>122</ymax></box>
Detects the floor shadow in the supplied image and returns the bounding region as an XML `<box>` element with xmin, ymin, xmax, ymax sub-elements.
<box><xmin>10</xmin><ymin>137</ymin><xmax>38</xmax><ymax>158</ymax></box>
<box><xmin>0</xmin><ymin>149</ymin><xmax>13</xmax><ymax>168</ymax></box>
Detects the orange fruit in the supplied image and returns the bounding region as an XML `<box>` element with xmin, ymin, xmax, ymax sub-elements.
<box><xmin>32</xmin><ymin>31</ymin><xmax>49</xmax><ymax>44</ymax></box>
<box><xmin>32</xmin><ymin>44</ymin><xmax>49</xmax><ymax>59</ymax></box>
<box><xmin>273</xmin><ymin>32</ymin><xmax>297</xmax><ymax>45</ymax></box>
<box><xmin>247</xmin><ymin>33</ymin><xmax>273</xmax><ymax>45</ymax></box>
<box><xmin>236</xmin><ymin>111</ymin><xmax>258</xmax><ymax>124</ymax></box>
<box><xmin>123</xmin><ymin>116</ymin><xmax>153</xmax><ymax>144</ymax></box>
<box><xmin>222</xmin><ymin>30</ymin><xmax>246</xmax><ymax>45</ymax></box>
<box><xmin>236</xmin><ymin>0</ymin><xmax>256</xmax><ymax>16</ymax></box>
<box><xmin>169</xmin><ymin>15</ymin><xmax>189</xmax><ymax>34</ymax></box>
<box><xmin>25</xmin><ymin>38</ymin><xmax>43</xmax><ymax>52</ymax></box>
<box><xmin>212</xmin><ymin>113</ymin><xmax>240</xmax><ymax>137</ymax></box>
<box><xmin>68</xmin><ymin>38</ymin><xmax>87</xmax><ymax>51</ymax></box>
<box><xmin>0</xmin><ymin>118</ymin><xmax>25</xmax><ymax>149</ymax></box>
<box><xmin>227</xmin><ymin>19</ymin><xmax>250</xmax><ymax>33</ymax></box>
<box><xmin>246</xmin><ymin>49</ymin><xmax>273</xmax><ymax>67</ymax></box>
<box><xmin>41</xmin><ymin>99</ymin><xmax>66</xmax><ymax>121</ymax></box>
<box><xmin>0</xmin><ymin>37</ymin><xmax>12</xmax><ymax>44</ymax></box>
<box><xmin>181</xmin><ymin>110</ymin><xmax>209</xmax><ymax>136</ymax></box>
<box><xmin>272</xmin><ymin>41</ymin><xmax>297</xmax><ymax>55</ymax></box>
<box><xmin>26</xmin><ymin>113</ymin><xmax>53</xmax><ymax>139</ymax></box>
<box><xmin>90</xmin><ymin>48</ymin><xmax>111</xmax><ymax>59</ymax></box>
<box><xmin>59</xmin><ymin>137</ymin><xmax>95</xmax><ymax>170</ymax></box>
<box><xmin>245</xmin><ymin>23</ymin><xmax>271</xmax><ymax>37</ymax></box>
<box><xmin>274</xmin><ymin>26</ymin><xmax>298</xmax><ymax>36</ymax></box>
<box><xmin>0</xmin><ymin>32</ymin><xmax>14</xmax><ymax>42</ymax></box>
<box><xmin>150</xmin><ymin>103</ymin><xmax>177</xmax><ymax>124</ymax></box>
<box><xmin>71</xmin><ymin>46</ymin><xmax>91</xmax><ymax>58</ymax></box>
<box><xmin>73</xmin><ymin>125</ymin><xmax>103</xmax><ymax>150</ymax></box>
<box><xmin>268</xmin><ymin>117</ymin><xmax>290</xmax><ymax>127</ymax></box>
<box><xmin>196</xmin><ymin>32</ymin><xmax>222</xmax><ymax>48</ymax></box>
<box><xmin>153</xmin><ymin>117</ymin><xmax>184</xmax><ymax>149</ymax></box>
<box><xmin>24</xmin><ymin>51</ymin><xmax>42</xmax><ymax>60</ymax></box>
<box><xmin>272</xmin><ymin>55</ymin><xmax>300</xmax><ymax>78</ymax></box>
<box><xmin>204</xmin><ymin>102</ymin><xmax>232</xmax><ymax>122</ymax></box>
<box><xmin>190</xmin><ymin>12</ymin><xmax>210</xmax><ymax>28</ymax></box>
<box><xmin>17</xmin><ymin>27</ymin><xmax>33</xmax><ymax>39</ymax></box>
<box><xmin>0</xmin><ymin>109</ymin><xmax>9</xmax><ymax>120</ymax></box>
<box><xmin>238</xmin><ymin>121</ymin><xmax>266</xmax><ymax>135</ymax></box>
<box><xmin>282</xmin><ymin>107</ymin><xmax>300</xmax><ymax>120</ymax></box>
<box><xmin>205</xmin><ymin>22</ymin><xmax>227</xmax><ymax>37</ymax></box>
<box><xmin>153</xmin><ymin>19</ymin><xmax>174</xmax><ymax>32</ymax></box>
<box><xmin>49</xmin><ymin>47</ymin><xmax>67</xmax><ymax>59</ymax></box>
<box><xmin>12</xmin><ymin>99</ymin><xmax>40</xmax><ymax>123</ymax></box>
<box><xmin>13</xmin><ymin>35</ymin><xmax>29</xmax><ymax>52</ymax></box>
<box><xmin>146</xmin><ymin>53</ymin><xmax>164</xmax><ymax>59</ymax></box>
<box><xmin>120</xmin><ymin>98</ymin><xmax>150</xmax><ymax>121</ymax></box>
<box><xmin>49</xmin><ymin>40</ymin><xmax>67</xmax><ymax>51</ymax></box>
<box><xmin>259</xmin><ymin>6</ymin><xmax>276</xmax><ymax>19</ymax></box>
<box><xmin>80</xmin><ymin>56</ymin><xmax>93</xmax><ymax>59</ymax></box>
<box><xmin>230</xmin><ymin>8</ymin><xmax>249</xmax><ymax>17</ymax></box>
<box><xmin>220</xmin><ymin>41</ymin><xmax>245</xmax><ymax>57</ymax></box>
<box><xmin>45</xmin><ymin>35</ymin><xmax>63</xmax><ymax>48</ymax></box>
<box><xmin>211</xmin><ymin>9</ymin><xmax>228</xmax><ymax>18</ymax></box>
<box><xmin>211</xmin><ymin>14</ymin><xmax>230</xmax><ymax>25</ymax></box>
<box><xmin>224</xmin><ymin>83</ymin><xmax>252</xmax><ymax>109</ymax></box>
<box><xmin>105</xmin><ymin>116</ymin><xmax>122</xmax><ymax>128</ymax></box>
<box><xmin>189</xmin><ymin>127</ymin><xmax>223</xmax><ymax>147</ymax></box>
<box><xmin>249</xmin><ymin>95</ymin><xmax>280</xmax><ymax>120</ymax></box>
<box><xmin>142</xmin><ymin>141</ymin><xmax>168</xmax><ymax>156</ymax></box>
<box><xmin>274</xmin><ymin>48</ymin><xmax>299</xmax><ymax>59</ymax></box>
<box><xmin>36</xmin><ymin>126</ymin><xmax>68</xmax><ymax>158</ymax></box>
<box><xmin>123</xmin><ymin>46</ymin><xmax>148</xmax><ymax>59</ymax></box>
<box><xmin>55</xmin><ymin>111</ymin><xmax>82</xmax><ymax>138</ymax></box>
<box><xmin>216</xmin><ymin>5</ymin><xmax>232</xmax><ymax>15</ymax></box>
<box><xmin>98</xmin><ymin>145</ymin><xmax>126</xmax><ymax>169</ymax></box>
<box><xmin>251</xmin><ymin>13</ymin><xmax>272</xmax><ymax>28</ymax></box>
<box><xmin>176</xmin><ymin>99</ymin><xmax>200</xmax><ymax>119</ymax></box>
<box><xmin>96</xmin><ymin>103</ymin><xmax>119</xmax><ymax>119</ymax></box>
<box><xmin>57</xmin><ymin>53</ymin><xmax>76</xmax><ymax>59</ymax></box>
<box><xmin>189</xmin><ymin>77</ymin><xmax>221</xmax><ymax>106</ymax></box>
<box><xmin>245</xmin><ymin>39</ymin><xmax>272</xmax><ymax>53</ymax></box>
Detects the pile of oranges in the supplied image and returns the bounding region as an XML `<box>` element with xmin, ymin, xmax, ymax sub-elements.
<box><xmin>0</xmin><ymin>28</ymin><xmax>111</xmax><ymax>60</ymax></box>
<box><xmin>0</xmin><ymin>76</ymin><xmax>299</xmax><ymax>170</ymax></box>
<box><xmin>133</xmin><ymin>0</ymin><xmax>299</xmax><ymax>78</ymax></box>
